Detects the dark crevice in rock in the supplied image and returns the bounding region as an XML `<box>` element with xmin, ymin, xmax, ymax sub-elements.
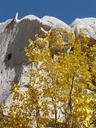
<box><xmin>7</xmin><ymin>53</ymin><xmax>12</xmax><ymax>61</ymax></box>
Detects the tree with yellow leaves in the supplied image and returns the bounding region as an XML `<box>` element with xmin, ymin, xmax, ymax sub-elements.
<box><xmin>1</xmin><ymin>28</ymin><xmax>96</xmax><ymax>128</ymax></box>
<box><xmin>25</xmin><ymin>29</ymin><xmax>95</xmax><ymax>128</ymax></box>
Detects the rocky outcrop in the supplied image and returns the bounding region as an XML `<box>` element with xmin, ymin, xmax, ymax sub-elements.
<box><xmin>0</xmin><ymin>14</ymin><xmax>96</xmax><ymax>103</ymax></box>
<box><xmin>71</xmin><ymin>18</ymin><xmax>96</xmax><ymax>39</ymax></box>
<box><xmin>0</xmin><ymin>15</ymin><xmax>71</xmax><ymax>103</ymax></box>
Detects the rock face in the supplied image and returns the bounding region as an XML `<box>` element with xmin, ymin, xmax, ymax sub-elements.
<box><xmin>0</xmin><ymin>15</ymin><xmax>71</xmax><ymax>103</ymax></box>
<box><xmin>71</xmin><ymin>18</ymin><xmax>96</xmax><ymax>39</ymax></box>
<box><xmin>0</xmin><ymin>15</ymin><xmax>96</xmax><ymax>103</ymax></box>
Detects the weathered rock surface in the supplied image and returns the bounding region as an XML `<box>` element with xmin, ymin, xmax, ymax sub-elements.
<box><xmin>71</xmin><ymin>18</ymin><xmax>96</xmax><ymax>39</ymax></box>
<box><xmin>0</xmin><ymin>14</ymin><xmax>71</xmax><ymax>103</ymax></box>
<box><xmin>0</xmin><ymin>14</ymin><xmax>96</xmax><ymax>103</ymax></box>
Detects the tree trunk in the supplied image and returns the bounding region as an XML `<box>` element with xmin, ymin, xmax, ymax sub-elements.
<box><xmin>67</xmin><ymin>77</ymin><xmax>74</xmax><ymax>128</ymax></box>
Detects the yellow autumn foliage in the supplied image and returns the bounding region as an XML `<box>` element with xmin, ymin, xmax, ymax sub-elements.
<box><xmin>1</xmin><ymin>28</ymin><xmax>96</xmax><ymax>128</ymax></box>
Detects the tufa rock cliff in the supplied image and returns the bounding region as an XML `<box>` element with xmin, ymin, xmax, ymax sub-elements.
<box><xmin>0</xmin><ymin>14</ymin><xmax>96</xmax><ymax>103</ymax></box>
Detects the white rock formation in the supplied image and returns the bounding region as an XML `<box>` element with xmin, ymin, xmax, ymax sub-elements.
<box><xmin>42</xmin><ymin>16</ymin><xmax>71</xmax><ymax>31</ymax></box>
<box><xmin>71</xmin><ymin>18</ymin><xmax>96</xmax><ymax>39</ymax></box>
<box><xmin>0</xmin><ymin>14</ymin><xmax>96</xmax><ymax>104</ymax></box>
<box><xmin>0</xmin><ymin>14</ymin><xmax>71</xmax><ymax>103</ymax></box>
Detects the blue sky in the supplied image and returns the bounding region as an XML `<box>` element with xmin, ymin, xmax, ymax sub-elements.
<box><xmin>0</xmin><ymin>0</ymin><xmax>96</xmax><ymax>24</ymax></box>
